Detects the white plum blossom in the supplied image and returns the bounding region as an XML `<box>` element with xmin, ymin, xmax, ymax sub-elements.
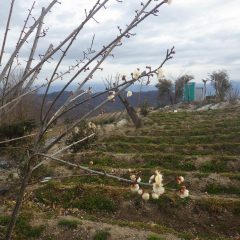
<box><xmin>108</xmin><ymin>91</ymin><xmax>116</xmax><ymax>102</ymax></box>
<box><xmin>153</xmin><ymin>183</ymin><xmax>165</xmax><ymax>195</ymax></box>
<box><xmin>137</xmin><ymin>177</ymin><xmax>141</xmax><ymax>183</ymax></box>
<box><xmin>176</xmin><ymin>176</ymin><xmax>185</xmax><ymax>185</ymax></box>
<box><xmin>129</xmin><ymin>170</ymin><xmax>189</xmax><ymax>201</ymax></box>
<box><xmin>142</xmin><ymin>192</ymin><xmax>150</xmax><ymax>201</ymax></box>
<box><xmin>138</xmin><ymin>189</ymin><xmax>143</xmax><ymax>195</ymax></box>
<box><xmin>127</xmin><ymin>91</ymin><xmax>133</xmax><ymax>98</ymax></box>
<box><xmin>178</xmin><ymin>186</ymin><xmax>189</xmax><ymax>198</ymax></box>
<box><xmin>154</xmin><ymin>170</ymin><xmax>163</xmax><ymax>185</ymax></box>
<box><xmin>152</xmin><ymin>192</ymin><xmax>160</xmax><ymax>200</ymax></box>
<box><xmin>166</xmin><ymin>0</ymin><xmax>172</xmax><ymax>5</ymax></box>
<box><xmin>130</xmin><ymin>184</ymin><xmax>140</xmax><ymax>193</ymax></box>
<box><xmin>149</xmin><ymin>175</ymin><xmax>155</xmax><ymax>184</ymax></box>
<box><xmin>130</xmin><ymin>174</ymin><xmax>137</xmax><ymax>181</ymax></box>
<box><xmin>132</xmin><ymin>68</ymin><xmax>141</xmax><ymax>80</ymax></box>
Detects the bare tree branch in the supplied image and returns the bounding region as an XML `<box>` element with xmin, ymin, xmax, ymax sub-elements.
<box><xmin>0</xmin><ymin>0</ymin><xmax>15</xmax><ymax>65</ymax></box>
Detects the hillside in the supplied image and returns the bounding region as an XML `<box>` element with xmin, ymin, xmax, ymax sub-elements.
<box><xmin>1</xmin><ymin>105</ymin><xmax>240</xmax><ymax>239</ymax></box>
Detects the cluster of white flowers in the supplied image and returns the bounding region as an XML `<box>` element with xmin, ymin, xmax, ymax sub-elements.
<box><xmin>132</xmin><ymin>68</ymin><xmax>141</xmax><ymax>80</ymax></box>
<box><xmin>107</xmin><ymin>90</ymin><xmax>116</xmax><ymax>102</ymax></box>
<box><xmin>130</xmin><ymin>171</ymin><xmax>189</xmax><ymax>201</ymax></box>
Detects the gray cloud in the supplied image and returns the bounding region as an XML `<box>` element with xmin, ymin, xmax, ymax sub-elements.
<box><xmin>0</xmin><ymin>0</ymin><xmax>239</xmax><ymax>87</ymax></box>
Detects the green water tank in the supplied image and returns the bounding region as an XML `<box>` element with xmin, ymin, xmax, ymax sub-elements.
<box><xmin>184</xmin><ymin>82</ymin><xmax>195</xmax><ymax>102</ymax></box>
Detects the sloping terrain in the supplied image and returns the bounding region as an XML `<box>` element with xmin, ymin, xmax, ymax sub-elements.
<box><xmin>1</xmin><ymin>106</ymin><xmax>240</xmax><ymax>240</ymax></box>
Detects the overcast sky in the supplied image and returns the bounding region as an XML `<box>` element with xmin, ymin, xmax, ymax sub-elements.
<box><xmin>0</xmin><ymin>0</ymin><xmax>239</xmax><ymax>89</ymax></box>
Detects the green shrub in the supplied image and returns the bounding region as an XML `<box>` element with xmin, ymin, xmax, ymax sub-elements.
<box><xmin>199</xmin><ymin>161</ymin><xmax>227</xmax><ymax>173</ymax></box>
<box><xmin>0</xmin><ymin>119</ymin><xmax>35</xmax><ymax>141</ymax></box>
<box><xmin>205</xmin><ymin>184</ymin><xmax>240</xmax><ymax>195</ymax></box>
<box><xmin>58</xmin><ymin>219</ymin><xmax>80</xmax><ymax>229</ymax></box>
<box><xmin>72</xmin><ymin>193</ymin><xmax>116</xmax><ymax>212</ymax></box>
<box><xmin>93</xmin><ymin>230</ymin><xmax>111</xmax><ymax>240</ymax></box>
<box><xmin>147</xmin><ymin>234</ymin><xmax>165</xmax><ymax>240</ymax></box>
<box><xmin>0</xmin><ymin>214</ymin><xmax>45</xmax><ymax>239</ymax></box>
<box><xmin>140</xmin><ymin>100</ymin><xmax>149</xmax><ymax>117</ymax></box>
<box><xmin>35</xmin><ymin>183</ymin><xmax>117</xmax><ymax>213</ymax></box>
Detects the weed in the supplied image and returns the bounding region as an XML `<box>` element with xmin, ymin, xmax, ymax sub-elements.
<box><xmin>58</xmin><ymin>219</ymin><xmax>80</xmax><ymax>229</ymax></box>
<box><xmin>147</xmin><ymin>234</ymin><xmax>165</xmax><ymax>240</ymax></box>
<box><xmin>93</xmin><ymin>229</ymin><xmax>111</xmax><ymax>240</ymax></box>
<box><xmin>0</xmin><ymin>214</ymin><xmax>45</xmax><ymax>239</ymax></box>
<box><xmin>205</xmin><ymin>184</ymin><xmax>240</xmax><ymax>195</ymax></box>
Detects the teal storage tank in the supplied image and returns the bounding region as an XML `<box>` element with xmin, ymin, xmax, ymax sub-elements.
<box><xmin>184</xmin><ymin>82</ymin><xmax>195</xmax><ymax>102</ymax></box>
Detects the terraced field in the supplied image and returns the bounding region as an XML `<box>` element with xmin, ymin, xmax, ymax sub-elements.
<box><xmin>1</xmin><ymin>106</ymin><xmax>240</xmax><ymax>240</ymax></box>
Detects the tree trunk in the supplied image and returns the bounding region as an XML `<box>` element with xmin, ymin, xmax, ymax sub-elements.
<box><xmin>118</xmin><ymin>94</ymin><xmax>142</xmax><ymax>128</ymax></box>
<box><xmin>5</xmin><ymin>159</ymin><xmax>32</xmax><ymax>240</ymax></box>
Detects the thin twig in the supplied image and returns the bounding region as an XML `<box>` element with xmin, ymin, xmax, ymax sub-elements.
<box><xmin>0</xmin><ymin>0</ymin><xmax>15</xmax><ymax>65</ymax></box>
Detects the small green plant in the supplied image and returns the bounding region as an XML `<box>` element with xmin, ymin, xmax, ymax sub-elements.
<box><xmin>58</xmin><ymin>219</ymin><xmax>80</xmax><ymax>229</ymax></box>
<box><xmin>93</xmin><ymin>230</ymin><xmax>111</xmax><ymax>240</ymax></box>
<box><xmin>72</xmin><ymin>193</ymin><xmax>116</xmax><ymax>212</ymax></box>
<box><xmin>140</xmin><ymin>100</ymin><xmax>149</xmax><ymax>116</ymax></box>
<box><xmin>205</xmin><ymin>184</ymin><xmax>240</xmax><ymax>195</ymax></box>
<box><xmin>0</xmin><ymin>214</ymin><xmax>45</xmax><ymax>239</ymax></box>
<box><xmin>147</xmin><ymin>234</ymin><xmax>165</xmax><ymax>240</ymax></box>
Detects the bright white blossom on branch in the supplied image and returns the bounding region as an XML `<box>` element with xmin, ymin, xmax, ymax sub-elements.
<box><xmin>176</xmin><ymin>176</ymin><xmax>184</xmax><ymax>184</ymax></box>
<box><xmin>178</xmin><ymin>186</ymin><xmax>189</xmax><ymax>198</ymax></box>
<box><xmin>152</xmin><ymin>192</ymin><xmax>160</xmax><ymax>200</ymax></box>
<box><xmin>154</xmin><ymin>170</ymin><xmax>163</xmax><ymax>185</ymax></box>
<box><xmin>132</xmin><ymin>68</ymin><xmax>141</xmax><ymax>80</ymax></box>
<box><xmin>127</xmin><ymin>91</ymin><xmax>133</xmax><ymax>98</ymax></box>
<box><xmin>108</xmin><ymin>91</ymin><xmax>116</xmax><ymax>102</ymax></box>
<box><xmin>142</xmin><ymin>192</ymin><xmax>150</xmax><ymax>201</ymax></box>
<box><xmin>130</xmin><ymin>174</ymin><xmax>137</xmax><ymax>181</ymax></box>
<box><xmin>153</xmin><ymin>183</ymin><xmax>165</xmax><ymax>195</ymax></box>
<box><xmin>131</xmin><ymin>184</ymin><xmax>140</xmax><ymax>192</ymax></box>
<box><xmin>149</xmin><ymin>175</ymin><xmax>155</xmax><ymax>184</ymax></box>
<box><xmin>166</xmin><ymin>0</ymin><xmax>172</xmax><ymax>5</ymax></box>
<box><xmin>138</xmin><ymin>189</ymin><xmax>143</xmax><ymax>195</ymax></box>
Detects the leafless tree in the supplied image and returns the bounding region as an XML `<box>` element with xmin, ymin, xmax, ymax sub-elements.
<box><xmin>209</xmin><ymin>70</ymin><xmax>231</xmax><ymax>102</ymax></box>
<box><xmin>0</xmin><ymin>1</ymin><xmax>176</xmax><ymax>239</ymax></box>
<box><xmin>156</xmin><ymin>74</ymin><xmax>193</xmax><ymax>105</ymax></box>
<box><xmin>202</xmin><ymin>78</ymin><xmax>209</xmax><ymax>101</ymax></box>
<box><xmin>226</xmin><ymin>86</ymin><xmax>239</xmax><ymax>104</ymax></box>
<box><xmin>104</xmin><ymin>74</ymin><xmax>142</xmax><ymax>128</ymax></box>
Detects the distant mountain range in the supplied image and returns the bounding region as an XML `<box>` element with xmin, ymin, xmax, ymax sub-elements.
<box><xmin>37</xmin><ymin>80</ymin><xmax>240</xmax><ymax>121</ymax></box>
<box><xmin>38</xmin><ymin>80</ymin><xmax>240</xmax><ymax>94</ymax></box>
<box><xmin>37</xmin><ymin>82</ymin><xmax>158</xmax><ymax>94</ymax></box>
